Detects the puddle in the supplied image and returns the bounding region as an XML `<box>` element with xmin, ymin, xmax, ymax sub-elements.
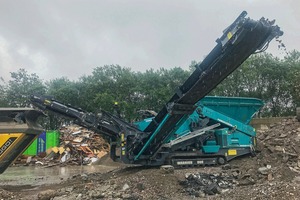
<box><xmin>0</xmin><ymin>165</ymin><xmax>116</xmax><ymax>186</ymax></box>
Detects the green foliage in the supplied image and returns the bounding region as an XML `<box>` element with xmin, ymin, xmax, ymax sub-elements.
<box><xmin>285</xmin><ymin>50</ymin><xmax>300</xmax><ymax>107</ymax></box>
<box><xmin>137</xmin><ymin>67</ymin><xmax>190</xmax><ymax>112</ymax></box>
<box><xmin>47</xmin><ymin>77</ymin><xmax>80</xmax><ymax>105</ymax></box>
<box><xmin>0</xmin><ymin>77</ymin><xmax>8</xmax><ymax>107</ymax></box>
<box><xmin>211</xmin><ymin>52</ymin><xmax>299</xmax><ymax>116</ymax></box>
<box><xmin>78</xmin><ymin>65</ymin><xmax>139</xmax><ymax>120</ymax></box>
<box><xmin>44</xmin><ymin>77</ymin><xmax>80</xmax><ymax>129</ymax></box>
<box><xmin>6</xmin><ymin>69</ymin><xmax>46</xmax><ymax>107</ymax></box>
<box><xmin>1</xmin><ymin>50</ymin><xmax>300</xmax><ymax>123</ymax></box>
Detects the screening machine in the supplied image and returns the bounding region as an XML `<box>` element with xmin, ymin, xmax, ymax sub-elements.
<box><xmin>0</xmin><ymin>11</ymin><xmax>282</xmax><ymax>173</ymax></box>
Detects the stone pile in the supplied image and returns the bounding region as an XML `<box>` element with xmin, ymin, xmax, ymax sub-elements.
<box><xmin>180</xmin><ymin>117</ymin><xmax>300</xmax><ymax>198</ymax></box>
<box><xmin>180</xmin><ymin>171</ymin><xmax>237</xmax><ymax>196</ymax></box>
<box><xmin>0</xmin><ymin>188</ymin><xmax>20</xmax><ymax>200</ymax></box>
<box><xmin>257</xmin><ymin>117</ymin><xmax>300</xmax><ymax>173</ymax></box>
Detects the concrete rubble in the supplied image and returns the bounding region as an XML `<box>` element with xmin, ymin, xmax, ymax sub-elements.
<box><xmin>0</xmin><ymin>188</ymin><xmax>20</xmax><ymax>200</ymax></box>
<box><xmin>257</xmin><ymin>117</ymin><xmax>300</xmax><ymax>174</ymax></box>
<box><xmin>180</xmin><ymin>172</ymin><xmax>236</xmax><ymax>196</ymax></box>
<box><xmin>179</xmin><ymin>117</ymin><xmax>300</xmax><ymax>198</ymax></box>
<box><xmin>2</xmin><ymin>117</ymin><xmax>300</xmax><ymax>199</ymax></box>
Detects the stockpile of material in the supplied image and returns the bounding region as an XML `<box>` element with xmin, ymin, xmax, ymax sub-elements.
<box><xmin>181</xmin><ymin>117</ymin><xmax>300</xmax><ymax>198</ymax></box>
<box><xmin>180</xmin><ymin>171</ymin><xmax>237</xmax><ymax>196</ymax></box>
<box><xmin>257</xmin><ymin>117</ymin><xmax>300</xmax><ymax>173</ymax></box>
<box><xmin>53</xmin><ymin>125</ymin><xmax>110</xmax><ymax>165</ymax></box>
<box><xmin>17</xmin><ymin>125</ymin><xmax>110</xmax><ymax>166</ymax></box>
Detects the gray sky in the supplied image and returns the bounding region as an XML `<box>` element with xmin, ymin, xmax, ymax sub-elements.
<box><xmin>0</xmin><ymin>0</ymin><xmax>299</xmax><ymax>82</ymax></box>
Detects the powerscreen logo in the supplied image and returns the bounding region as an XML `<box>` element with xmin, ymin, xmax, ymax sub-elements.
<box><xmin>0</xmin><ymin>137</ymin><xmax>17</xmax><ymax>156</ymax></box>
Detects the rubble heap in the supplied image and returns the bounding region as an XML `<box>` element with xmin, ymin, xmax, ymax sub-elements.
<box><xmin>17</xmin><ymin>125</ymin><xmax>110</xmax><ymax>166</ymax></box>
<box><xmin>54</xmin><ymin>125</ymin><xmax>110</xmax><ymax>165</ymax></box>
<box><xmin>257</xmin><ymin>117</ymin><xmax>300</xmax><ymax>174</ymax></box>
<box><xmin>180</xmin><ymin>172</ymin><xmax>237</xmax><ymax>196</ymax></box>
<box><xmin>4</xmin><ymin>118</ymin><xmax>300</xmax><ymax>200</ymax></box>
<box><xmin>180</xmin><ymin>117</ymin><xmax>300</xmax><ymax>198</ymax></box>
<box><xmin>0</xmin><ymin>188</ymin><xmax>20</xmax><ymax>200</ymax></box>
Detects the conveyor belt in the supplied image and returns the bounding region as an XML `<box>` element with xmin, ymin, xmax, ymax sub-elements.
<box><xmin>138</xmin><ymin>11</ymin><xmax>283</xmax><ymax>156</ymax></box>
<box><xmin>30</xmin><ymin>95</ymin><xmax>142</xmax><ymax>141</ymax></box>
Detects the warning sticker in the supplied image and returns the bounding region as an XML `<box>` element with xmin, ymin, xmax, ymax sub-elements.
<box><xmin>228</xmin><ymin>149</ymin><xmax>237</xmax><ymax>156</ymax></box>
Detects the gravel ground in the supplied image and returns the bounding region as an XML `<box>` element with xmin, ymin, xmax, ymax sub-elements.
<box><xmin>1</xmin><ymin>117</ymin><xmax>300</xmax><ymax>200</ymax></box>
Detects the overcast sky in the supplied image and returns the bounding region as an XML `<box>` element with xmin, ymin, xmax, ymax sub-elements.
<box><xmin>0</xmin><ymin>0</ymin><xmax>299</xmax><ymax>82</ymax></box>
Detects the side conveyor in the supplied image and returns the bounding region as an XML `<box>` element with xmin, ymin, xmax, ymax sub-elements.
<box><xmin>30</xmin><ymin>95</ymin><xmax>143</xmax><ymax>142</ymax></box>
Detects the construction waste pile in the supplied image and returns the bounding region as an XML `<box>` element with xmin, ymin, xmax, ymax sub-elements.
<box><xmin>3</xmin><ymin>117</ymin><xmax>300</xmax><ymax>200</ymax></box>
<box><xmin>180</xmin><ymin>171</ymin><xmax>238</xmax><ymax>196</ymax></box>
<box><xmin>180</xmin><ymin>117</ymin><xmax>300</xmax><ymax>199</ymax></box>
<box><xmin>42</xmin><ymin>117</ymin><xmax>300</xmax><ymax>199</ymax></box>
<box><xmin>16</xmin><ymin>125</ymin><xmax>110</xmax><ymax>167</ymax></box>
<box><xmin>257</xmin><ymin>117</ymin><xmax>300</xmax><ymax>174</ymax></box>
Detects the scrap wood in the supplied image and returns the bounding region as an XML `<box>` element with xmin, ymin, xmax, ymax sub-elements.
<box><xmin>79</xmin><ymin>146</ymin><xmax>94</xmax><ymax>156</ymax></box>
<box><xmin>22</xmin><ymin>124</ymin><xmax>111</xmax><ymax>167</ymax></box>
<box><xmin>73</xmin><ymin>137</ymin><xmax>83</xmax><ymax>143</ymax></box>
<box><xmin>97</xmin><ymin>151</ymin><xmax>107</xmax><ymax>158</ymax></box>
<box><xmin>58</xmin><ymin>147</ymin><xmax>65</xmax><ymax>154</ymax></box>
<box><xmin>72</xmin><ymin>130</ymin><xmax>82</xmax><ymax>135</ymax></box>
<box><xmin>52</xmin><ymin>147</ymin><xmax>59</xmax><ymax>154</ymax></box>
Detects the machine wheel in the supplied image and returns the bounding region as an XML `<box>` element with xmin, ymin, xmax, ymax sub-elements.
<box><xmin>217</xmin><ymin>157</ymin><xmax>226</xmax><ymax>165</ymax></box>
<box><xmin>297</xmin><ymin>107</ymin><xmax>300</xmax><ymax>122</ymax></box>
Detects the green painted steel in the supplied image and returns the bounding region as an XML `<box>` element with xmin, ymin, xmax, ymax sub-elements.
<box><xmin>202</xmin><ymin>139</ymin><xmax>220</xmax><ymax>153</ymax></box>
<box><xmin>200</xmin><ymin>106</ymin><xmax>256</xmax><ymax>137</ymax></box>
<box><xmin>23</xmin><ymin>130</ymin><xmax>60</xmax><ymax>155</ymax></box>
<box><xmin>134</xmin><ymin>114</ymin><xmax>170</xmax><ymax>161</ymax></box>
<box><xmin>199</xmin><ymin>96</ymin><xmax>264</xmax><ymax>124</ymax></box>
<box><xmin>22</xmin><ymin>139</ymin><xmax>38</xmax><ymax>156</ymax></box>
<box><xmin>46</xmin><ymin>130</ymin><xmax>60</xmax><ymax>149</ymax></box>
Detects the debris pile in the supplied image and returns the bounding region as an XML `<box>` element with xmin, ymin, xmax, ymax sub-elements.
<box><xmin>180</xmin><ymin>117</ymin><xmax>300</xmax><ymax>198</ymax></box>
<box><xmin>53</xmin><ymin>167</ymin><xmax>182</xmax><ymax>200</ymax></box>
<box><xmin>4</xmin><ymin>118</ymin><xmax>300</xmax><ymax>200</ymax></box>
<box><xmin>228</xmin><ymin>117</ymin><xmax>300</xmax><ymax>184</ymax></box>
<box><xmin>0</xmin><ymin>188</ymin><xmax>20</xmax><ymax>200</ymax></box>
<box><xmin>180</xmin><ymin>172</ymin><xmax>237</xmax><ymax>197</ymax></box>
<box><xmin>257</xmin><ymin>117</ymin><xmax>300</xmax><ymax>174</ymax></box>
<box><xmin>54</xmin><ymin>125</ymin><xmax>110</xmax><ymax>165</ymax></box>
<box><xmin>17</xmin><ymin>125</ymin><xmax>110</xmax><ymax>167</ymax></box>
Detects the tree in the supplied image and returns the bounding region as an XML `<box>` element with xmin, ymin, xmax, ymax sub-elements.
<box><xmin>44</xmin><ymin>77</ymin><xmax>80</xmax><ymax>129</ymax></box>
<box><xmin>2</xmin><ymin>50</ymin><xmax>299</xmax><ymax>121</ymax></box>
<box><xmin>77</xmin><ymin>65</ymin><xmax>139</xmax><ymax>120</ymax></box>
<box><xmin>211</xmin><ymin>52</ymin><xmax>297</xmax><ymax>116</ymax></box>
<box><xmin>285</xmin><ymin>50</ymin><xmax>300</xmax><ymax>108</ymax></box>
<box><xmin>47</xmin><ymin>77</ymin><xmax>80</xmax><ymax>105</ymax></box>
<box><xmin>6</xmin><ymin>68</ymin><xmax>46</xmax><ymax>107</ymax></box>
<box><xmin>0</xmin><ymin>77</ymin><xmax>8</xmax><ymax>107</ymax></box>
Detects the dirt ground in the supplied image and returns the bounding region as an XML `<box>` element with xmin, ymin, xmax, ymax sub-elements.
<box><xmin>1</xmin><ymin>117</ymin><xmax>300</xmax><ymax>200</ymax></box>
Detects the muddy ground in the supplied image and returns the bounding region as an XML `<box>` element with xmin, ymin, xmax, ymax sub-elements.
<box><xmin>1</xmin><ymin>117</ymin><xmax>300</xmax><ymax>200</ymax></box>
